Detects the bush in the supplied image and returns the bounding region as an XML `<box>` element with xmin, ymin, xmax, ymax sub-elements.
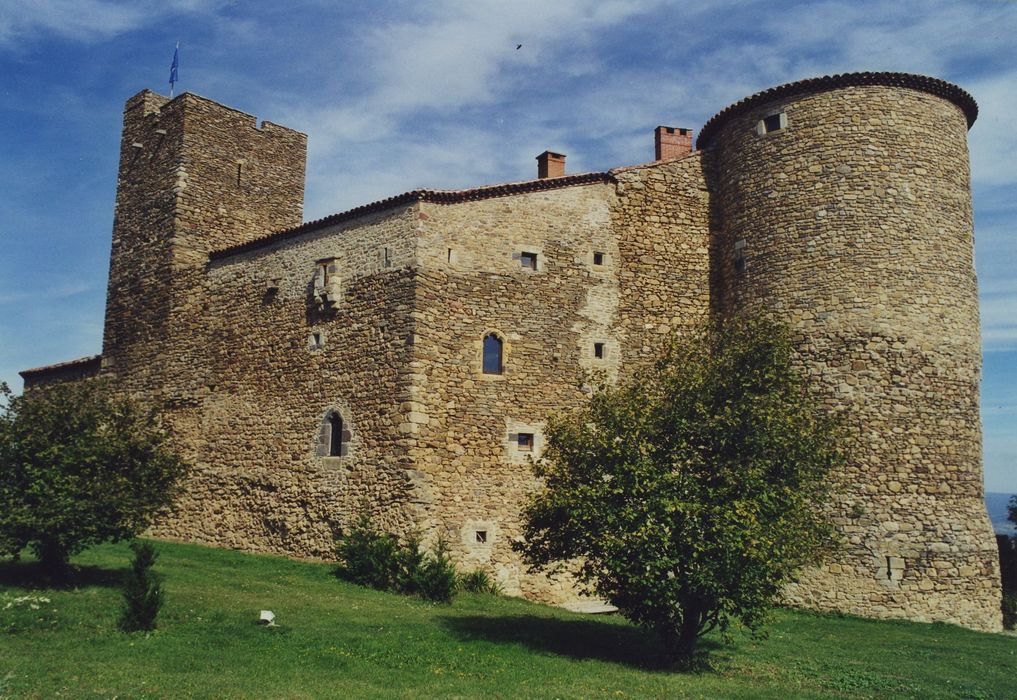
<box><xmin>410</xmin><ymin>537</ymin><xmax>457</xmax><ymax>604</ymax></box>
<box><xmin>0</xmin><ymin>381</ymin><xmax>188</xmax><ymax>577</ymax></box>
<box><xmin>997</xmin><ymin>534</ymin><xmax>1017</xmax><ymax>630</ymax></box>
<box><xmin>119</xmin><ymin>541</ymin><xmax>163</xmax><ymax>632</ymax></box>
<box><xmin>458</xmin><ymin>569</ymin><xmax>502</xmax><ymax>595</ymax></box>
<box><xmin>334</xmin><ymin>513</ymin><xmax>402</xmax><ymax>590</ymax></box>
<box><xmin>1003</xmin><ymin>594</ymin><xmax>1017</xmax><ymax>631</ymax></box>
<box><xmin>335</xmin><ymin>514</ymin><xmax>458</xmax><ymax>603</ymax></box>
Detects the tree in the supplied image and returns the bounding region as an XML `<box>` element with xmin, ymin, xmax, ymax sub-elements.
<box><xmin>514</xmin><ymin>317</ymin><xmax>843</xmax><ymax>664</ymax></box>
<box><xmin>119</xmin><ymin>540</ymin><xmax>164</xmax><ymax>632</ymax></box>
<box><xmin>0</xmin><ymin>381</ymin><xmax>188</xmax><ymax>577</ymax></box>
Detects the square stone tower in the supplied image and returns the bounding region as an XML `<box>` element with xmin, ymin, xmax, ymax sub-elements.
<box><xmin>101</xmin><ymin>90</ymin><xmax>307</xmax><ymax>396</ymax></box>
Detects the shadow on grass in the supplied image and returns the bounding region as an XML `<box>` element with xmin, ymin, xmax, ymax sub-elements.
<box><xmin>0</xmin><ymin>558</ymin><xmax>126</xmax><ymax>590</ymax></box>
<box><xmin>439</xmin><ymin>613</ymin><xmax>722</xmax><ymax>672</ymax></box>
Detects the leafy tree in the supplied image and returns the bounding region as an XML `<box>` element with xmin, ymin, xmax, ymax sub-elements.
<box><xmin>514</xmin><ymin>317</ymin><xmax>843</xmax><ymax>664</ymax></box>
<box><xmin>119</xmin><ymin>540</ymin><xmax>164</xmax><ymax>632</ymax></box>
<box><xmin>0</xmin><ymin>381</ymin><xmax>188</xmax><ymax>577</ymax></box>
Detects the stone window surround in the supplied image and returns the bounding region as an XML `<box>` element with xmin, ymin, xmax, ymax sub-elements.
<box><xmin>316</xmin><ymin>406</ymin><xmax>354</xmax><ymax>463</ymax></box>
<box><xmin>512</xmin><ymin>246</ymin><xmax>544</xmax><ymax>273</ymax></box>
<box><xmin>477</xmin><ymin>329</ymin><xmax>509</xmax><ymax>380</ymax></box>
<box><xmin>504</xmin><ymin>419</ymin><xmax>544</xmax><ymax>463</ymax></box>
<box><xmin>756</xmin><ymin>110</ymin><xmax>788</xmax><ymax>136</ymax></box>
<box><xmin>308</xmin><ymin>328</ymin><xmax>326</xmax><ymax>351</ymax></box>
<box><xmin>461</xmin><ymin>520</ymin><xmax>497</xmax><ymax>552</ymax></box>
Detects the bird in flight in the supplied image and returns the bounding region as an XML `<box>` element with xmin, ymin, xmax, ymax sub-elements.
<box><xmin>516</xmin><ymin>44</ymin><xmax>522</xmax><ymax>50</ymax></box>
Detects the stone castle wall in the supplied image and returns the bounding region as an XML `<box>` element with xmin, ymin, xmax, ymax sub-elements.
<box><xmin>411</xmin><ymin>184</ymin><xmax>619</xmax><ymax>599</ymax></box>
<box><xmin>22</xmin><ymin>74</ymin><xmax>1002</xmax><ymax>632</ymax></box>
<box><xmin>150</xmin><ymin>205</ymin><xmax>421</xmax><ymax>556</ymax></box>
<box><xmin>705</xmin><ymin>83</ymin><xmax>1000</xmax><ymax>630</ymax></box>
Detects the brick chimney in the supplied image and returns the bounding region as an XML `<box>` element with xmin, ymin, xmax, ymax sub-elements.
<box><xmin>654</xmin><ymin>126</ymin><xmax>693</xmax><ymax>160</ymax></box>
<box><xmin>536</xmin><ymin>151</ymin><xmax>566</xmax><ymax>179</ymax></box>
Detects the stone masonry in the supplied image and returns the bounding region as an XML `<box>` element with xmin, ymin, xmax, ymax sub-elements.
<box><xmin>21</xmin><ymin>72</ymin><xmax>1002</xmax><ymax>631</ymax></box>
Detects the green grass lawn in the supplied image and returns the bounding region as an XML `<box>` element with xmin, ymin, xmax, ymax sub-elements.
<box><xmin>0</xmin><ymin>540</ymin><xmax>1013</xmax><ymax>699</ymax></box>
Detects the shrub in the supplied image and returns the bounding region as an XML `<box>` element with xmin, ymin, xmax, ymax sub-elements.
<box><xmin>411</xmin><ymin>537</ymin><xmax>457</xmax><ymax>604</ymax></box>
<box><xmin>1003</xmin><ymin>594</ymin><xmax>1017</xmax><ymax>631</ymax></box>
<box><xmin>118</xmin><ymin>541</ymin><xmax>163</xmax><ymax>632</ymax></box>
<box><xmin>334</xmin><ymin>512</ymin><xmax>402</xmax><ymax>590</ymax></box>
<box><xmin>458</xmin><ymin>569</ymin><xmax>502</xmax><ymax>595</ymax></box>
<box><xmin>335</xmin><ymin>514</ymin><xmax>458</xmax><ymax>603</ymax></box>
<box><xmin>997</xmin><ymin>534</ymin><xmax>1017</xmax><ymax>630</ymax></box>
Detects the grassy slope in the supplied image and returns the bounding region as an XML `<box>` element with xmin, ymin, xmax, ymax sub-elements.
<box><xmin>0</xmin><ymin>540</ymin><xmax>1013</xmax><ymax>700</ymax></box>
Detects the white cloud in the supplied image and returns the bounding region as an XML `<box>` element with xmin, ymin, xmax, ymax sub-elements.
<box><xmin>966</xmin><ymin>71</ymin><xmax>1017</xmax><ymax>187</ymax></box>
<box><xmin>0</xmin><ymin>0</ymin><xmax>224</xmax><ymax>48</ymax></box>
<box><xmin>361</xmin><ymin>0</ymin><xmax>662</xmax><ymax>114</ymax></box>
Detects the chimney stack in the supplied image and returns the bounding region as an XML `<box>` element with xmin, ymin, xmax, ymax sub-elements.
<box><xmin>654</xmin><ymin>126</ymin><xmax>693</xmax><ymax>160</ymax></box>
<box><xmin>536</xmin><ymin>150</ymin><xmax>566</xmax><ymax>179</ymax></box>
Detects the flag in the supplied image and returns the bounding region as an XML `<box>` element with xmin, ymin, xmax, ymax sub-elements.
<box><xmin>169</xmin><ymin>43</ymin><xmax>179</xmax><ymax>94</ymax></box>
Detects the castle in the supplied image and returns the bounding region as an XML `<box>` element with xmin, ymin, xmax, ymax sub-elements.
<box><xmin>21</xmin><ymin>72</ymin><xmax>1002</xmax><ymax>631</ymax></box>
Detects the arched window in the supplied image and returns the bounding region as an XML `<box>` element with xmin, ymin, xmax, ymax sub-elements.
<box><xmin>482</xmin><ymin>333</ymin><xmax>503</xmax><ymax>375</ymax></box>
<box><xmin>318</xmin><ymin>410</ymin><xmax>350</xmax><ymax>458</ymax></box>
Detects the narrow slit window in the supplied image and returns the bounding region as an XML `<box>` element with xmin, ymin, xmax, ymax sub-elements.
<box><xmin>327</xmin><ymin>412</ymin><xmax>344</xmax><ymax>457</ymax></box>
<box><xmin>383</xmin><ymin>247</ymin><xmax>392</xmax><ymax>268</ymax></box>
<box><xmin>517</xmin><ymin>433</ymin><xmax>534</xmax><ymax>452</ymax></box>
<box><xmin>594</xmin><ymin>342</ymin><xmax>605</xmax><ymax>359</ymax></box>
<box><xmin>447</xmin><ymin>248</ymin><xmax>454</xmax><ymax>263</ymax></box>
<box><xmin>593</xmin><ymin>251</ymin><xmax>605</xmax><ymax>266</ymax></box>
<box><xmin>236</xmin><ymin>163</ymin><xmax>243</xmax><ymax>186</ymax></box>
<box><xmin>520</xmin><ymin>252</ymin><xmax>538</xmax><ymax>270</ymax></box>
<box><xmin>482</xmin><ymin>334</ymin><xmax>503</xmax><ymax>375</ymax></box>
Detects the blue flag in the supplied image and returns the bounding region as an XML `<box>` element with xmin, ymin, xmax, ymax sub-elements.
<box><xmin>169</xmin><ymin>43</ymin><xmax>179</xmax><ymax>92</ymax></box>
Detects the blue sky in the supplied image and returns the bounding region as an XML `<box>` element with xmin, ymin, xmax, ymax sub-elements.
<box><xmin>1</xmin><ymin>0</ymin><xmax>1014</xmax><ymax>491</ymax></box>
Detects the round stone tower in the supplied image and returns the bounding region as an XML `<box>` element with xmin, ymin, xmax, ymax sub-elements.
<box><xmin>700</xmin><ymin>73</ymin><xmax>1001</xmax><ymax>631</ymax></box>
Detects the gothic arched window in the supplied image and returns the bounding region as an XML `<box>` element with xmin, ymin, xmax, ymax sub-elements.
<box><xmin>319</xmin><ymin>410</ymin><xmax>350</xmax><ymax>458</ymax></box>
<box><xmin>482</xmin><ymin>333</ymin><xmax>503</xmax><ymax>375</ymax></box>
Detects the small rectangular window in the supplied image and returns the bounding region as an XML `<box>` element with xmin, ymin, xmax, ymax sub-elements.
<box><xmin>520</xmin><ymin>252</ymin><xmax>538</xmax><ymax>270</ymax></box>
<box><xmin>762</xmin><ymin>113</ymin><xmax>784</xmax><ymax>134</ymax></box>
<box><xmin>517</xmin><ymin>433</ymin><xmax>534</xmax><ymax>451</ymax></box>
<box><xmin>475</xmin><ymin>530</ymin><xmax>488</xmax><ymax>544</ymax></box>
<box><xmin>594</xmin><ymin>342</ymin><xmax>605</xmax><ymax>359</ymax></box>
<box><xmin>593</xmin><ymin>251</ymin><xmax>605</xmax><ymax>266</ymax></box>
<box><xmin>383</xmin><ymin>247</ymin><xmax>392</xmax><ymax>268</ymax></box>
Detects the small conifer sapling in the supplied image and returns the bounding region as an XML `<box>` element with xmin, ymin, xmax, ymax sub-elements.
<box><xmin>119</xmin><ymin>541</ymin><xmax>163</xmax><ymax>632</ymax></box>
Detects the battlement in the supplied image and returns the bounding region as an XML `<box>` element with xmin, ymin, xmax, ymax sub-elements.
<box><xmin>124</xmin><ymin>89</ymin><xmax>306</xmax><ymax>138</ymax></box>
